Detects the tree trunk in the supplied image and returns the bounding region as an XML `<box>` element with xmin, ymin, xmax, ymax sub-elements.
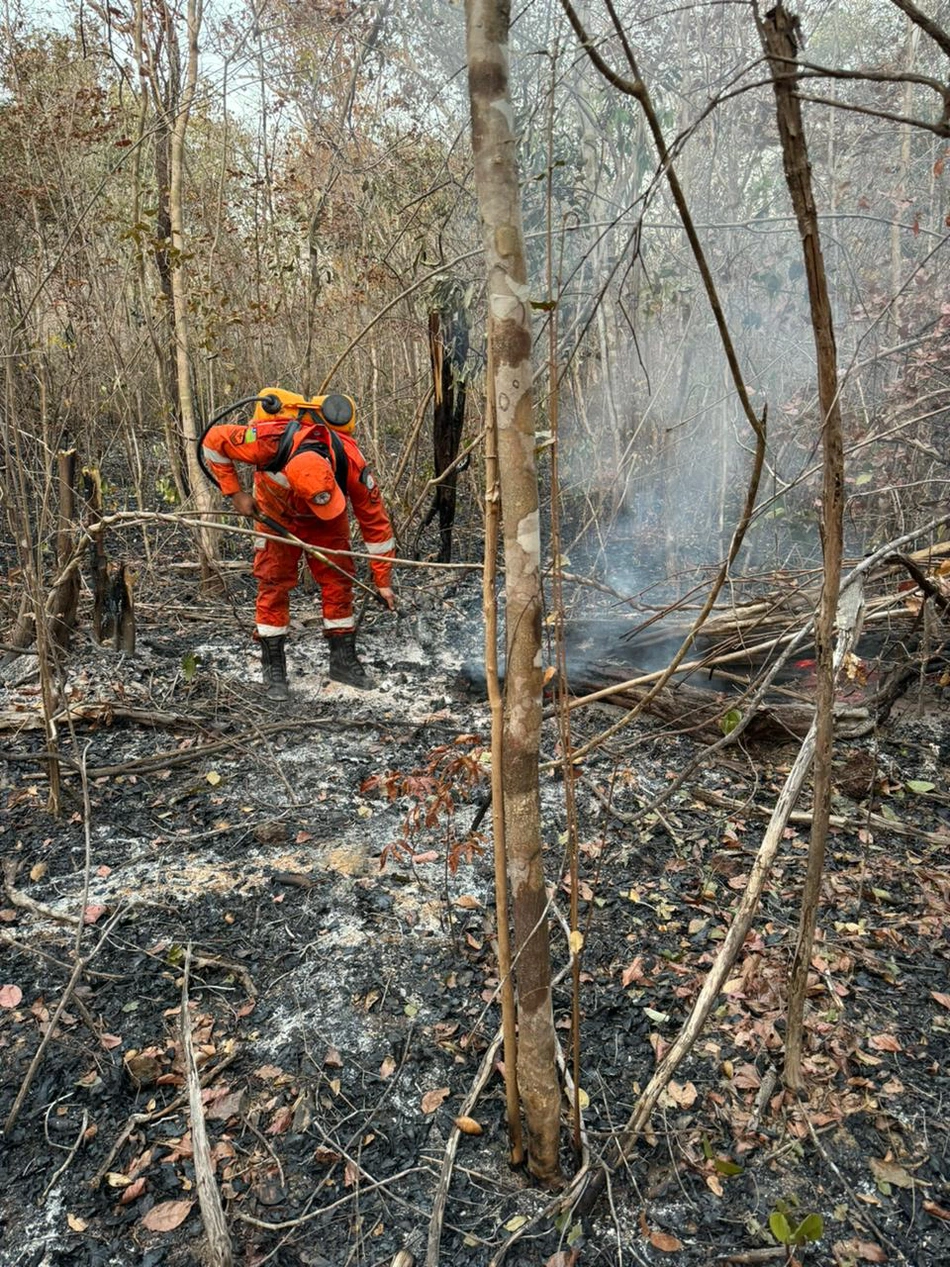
<box><xmin>167</xmin><ymin>0</ymin><xmax>220</xmax><ymax>588</ymax></box>
<box><xmin>759</xmin><ymin>2</ymin><xmax>846</xmax><ymax>1092</ymax></box>
<box><xmin>465</xmin><ymin>0</ymin><xmax>562</xmax><ymax>1185</ymax></box>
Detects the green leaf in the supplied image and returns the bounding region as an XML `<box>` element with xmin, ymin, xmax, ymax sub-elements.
<box><xmin>182</xmin><ymin>652</ymin><xmax>198</xmax><ymax>682</ymax></box>
<box><xmin>794</xmin><ymin>1213</ymin><xmax>824</xmax><ymax>1242</ymax></box>
<box><xmin>906</xmin><ymin>780</ymin><xmax>935</xmax><ymax>794</ymax></box>
<box><xmin>714</xmin><ymin>1158</ymin><xmax>744</xmax><ymax>1176</ymax></box>
<box><xmin>769</xmin><ymin>1212</ymin><xmax>792</xmax><ymax>1245</ymax></box>
<box><xmin>720</xmin><ymin>709</ymin><xmax>742</xmax><ymax>736</ymax></box>
<box><xmin>854</xmin><ymin>472</ymin><xmax>873</xmax><ymax>486</ymax></box>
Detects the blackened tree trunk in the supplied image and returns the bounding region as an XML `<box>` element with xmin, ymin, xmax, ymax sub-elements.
<box><xmin>421</xmin><ymin>282</ymin><xmax>470</xmax><ymax>563</ymax></box>
<box><xmin>49</xmin><ymin>448</ymin><xmax>80</xmax><ymax>652</ymax></box>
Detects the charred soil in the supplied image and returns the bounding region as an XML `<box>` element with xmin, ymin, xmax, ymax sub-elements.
<box><xmin>1</xmin><ymin>565</ymin><xmax>950</xmax><ymax>1267</ymax></box>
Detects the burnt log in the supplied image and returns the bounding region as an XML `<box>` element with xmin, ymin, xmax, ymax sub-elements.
<box><xmin>567</xmin><ymin>665</ymin><xmax>872</xmax><ymax>742</ymax></box>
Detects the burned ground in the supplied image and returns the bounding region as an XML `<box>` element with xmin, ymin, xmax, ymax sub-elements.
<box><xmin>1</xmin><ymin>564</ymin><xmax>950</xmax><ymax>1267</ymax></box>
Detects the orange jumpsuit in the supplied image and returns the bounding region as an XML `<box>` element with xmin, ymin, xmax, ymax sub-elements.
<box><xmin>201</xmin><ymin>415</ymin><xmax>395</xmax><ymax>637</ymax></box>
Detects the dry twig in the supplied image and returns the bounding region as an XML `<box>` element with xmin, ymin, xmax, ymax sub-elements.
<box><xmin>181</xmin><ymin>945</ymin><xmax>233</xmax><ymax>1266</ymax></box>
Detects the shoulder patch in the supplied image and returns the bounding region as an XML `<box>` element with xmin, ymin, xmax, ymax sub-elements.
<box><xmin>359</xmin><ymin>468</ymin><xmax>376</xmax><ymax>491</ymax></box>
<box><xmin>243</xmin><ymin>425</ymin><xmax>257</xmax><ymax>444</ymax></box>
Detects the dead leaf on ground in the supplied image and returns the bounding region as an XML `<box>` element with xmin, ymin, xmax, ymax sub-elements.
<box><xmin>119</xmin><ymin>1176</ymin><xmax>148</xmax><ymax>1205</ymax></box>
<box><xmin>666</xmin><ymin>1080</ymin><xmax>698</xmax><ymax>1108</ymax></box>
<box><xmin>621</xmin><ymin>956</ymin><xmax>650</xmax><ymax>987</ymax></box>
<box><xmin>454</xmin><ymin>1115</ymin><xmax>483</xmax><ymax>1135</ymax></box>
<box><xmin>868</xmin><ymin>1033</ymin><xmax>902</xmax><ymax>1053</ymax></box>
<box><xmin>421</xmin><ymin>1086</ymin><xmax>450</xmax><ymax>1113</ymax></box>
<box><xmin>0</xmin><ymin>984</ymin><xmax>23</xmax><ymax>1008</ymax></box>
<box><xmin>832</xmin><ymin>1238</ymin><xmax>887</xmax><ymax>1262</ymax></box>
<box><xmin>140</xmin><ymin>1198</ymin><xmax>194</xmax><ymax>1232</ymax></box>
<box><xmin>931</xmin><ymin>992</ymin><xmax>950</xmax><ymax>1010</ymax></box>
<box><xmin>869</xmin><ymin>1156</ymin><xmax>915</xmax><ymax>1189</ymax></box>
<box><xmin>648</xmin><ymin>1229</ymin><xmax>683</xmax><ymax>1252</ymax></box>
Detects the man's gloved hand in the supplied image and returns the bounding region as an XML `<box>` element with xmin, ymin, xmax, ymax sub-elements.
<box><xmin>230</xmin><ymin>491</ymin><xmax>256</xmax><ymax>518</ymax></box>
<box><xmin>378</xmin><ymin>587</ymin><xmax>396</xmax><ymax>611</ymax></box>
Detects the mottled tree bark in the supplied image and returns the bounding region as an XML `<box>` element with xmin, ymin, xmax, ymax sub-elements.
<box><xmin>465</xmin><ymin>0</ymin><xmax>562</xmax><ymax>1184</ymax></box>
<box><xmin>759</xmin><ymin>3</ymin><xmax>845</xmax><ymax>1091</ymax></box>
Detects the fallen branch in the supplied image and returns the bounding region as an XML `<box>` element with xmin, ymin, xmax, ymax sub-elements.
<box><xmin>2</xmin><ymin>858</ymin><xmax>81</xmax><ymax>927</ymax></box>
<box><xmin>425</xmin><ymin>1025</ymin><xmax>505</xmax><ymax>1267</ymax></box>
<box><xmin>692</xmin><ymin>787</ymin><xmax>950</xmax><ymax>847</ymax></box>
<box><xmin>181</xmin><ymin>946</ymin><xmax>233</xmax><ymax>1267</ymax></box>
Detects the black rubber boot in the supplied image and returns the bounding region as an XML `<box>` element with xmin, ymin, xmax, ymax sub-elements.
<box><xmin>327</xmin><ymin>632</ymin><xmax>374</xmax><ymax>689</ymax></box>
<box><xmin>259</xmin><ymin>635</ymin><xmax>290</xmax><ymax>701</ymax></box>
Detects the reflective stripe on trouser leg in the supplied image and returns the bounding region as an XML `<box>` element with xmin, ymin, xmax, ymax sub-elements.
<box><xmin>323</xmin><ymin>615</ymin><xmax>355</xmax><ymax>633</ymax></box>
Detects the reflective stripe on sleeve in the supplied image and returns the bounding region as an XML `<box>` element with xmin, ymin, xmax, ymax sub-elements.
<box><xmin>262</xmin><ymin>471</ymin><xmax>291</xmax><ymax>488</ymax></box>
<box><xmin>202</xmin><ymin>445</ymin><xmax>234</xmax><ymax>468</ymax></box>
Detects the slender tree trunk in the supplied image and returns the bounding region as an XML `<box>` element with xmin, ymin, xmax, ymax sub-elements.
<box><xmin>465</xmin><ymin>0</ymin><xmax>562</xmax><ymax>1185</ymax></box>
<box><xmin>133</xmin><ymin>0</ymin><xmax>181</xmax><ymax>500</ymax></box>
<box><xmin>759</xmin><ymin>3</ymin><xmax>845</xmax><ymax>1092</ymax></box>
<box><xmin>167</xmin><ymin>0</ymin><xmax>220</xmax><ymax>587</ymax></box>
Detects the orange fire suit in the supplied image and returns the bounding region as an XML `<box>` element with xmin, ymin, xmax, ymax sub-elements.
<box><xmin>201</xmin><ymin>415</ymin><xmax>395</xmax><ymax>637</ymax></box>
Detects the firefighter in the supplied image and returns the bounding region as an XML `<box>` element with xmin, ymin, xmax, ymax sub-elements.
<box><xmin>200</xmin><ymin>387</ymin><xmax>396</xmax><ymax>698</ymax></box>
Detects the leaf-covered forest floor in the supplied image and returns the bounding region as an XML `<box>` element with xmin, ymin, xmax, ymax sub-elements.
<box><xmin>2</xmin><ymin>560</ymin><xmax>950</xmax><ymax>1267</ymax></box>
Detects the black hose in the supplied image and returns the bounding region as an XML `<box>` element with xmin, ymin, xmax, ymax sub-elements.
<box><xmin>196</xmin><ymin>395</ymin><xmax>274</xmax><ymax>487</ymax></box>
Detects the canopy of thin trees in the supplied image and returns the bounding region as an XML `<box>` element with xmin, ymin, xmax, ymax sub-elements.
<box><xmin>2</xmin><ymin>0</ymin><xmax>947</xmax><ymax>584</ymax></box>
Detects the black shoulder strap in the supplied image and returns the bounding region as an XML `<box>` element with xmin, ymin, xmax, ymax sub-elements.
<box><xmin>262</xmin><ymin>418</ymin><xmax>302</xmax><ymax>473</ymax></box>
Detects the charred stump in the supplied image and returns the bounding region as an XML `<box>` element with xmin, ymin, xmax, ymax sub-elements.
<box><xmin>83</xmin><ymin>467</ymin><xmax>136</xmax><ymax>654</ymax></box>
<box><xmin>416</xmin><ymin>284</ymin><xmax>470</xmax><ymax>563</ymax></box>
<box><xmin>48</xmin><ymin>449</ymin><xmax>81</xmax><ymax>652</ymax></box>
